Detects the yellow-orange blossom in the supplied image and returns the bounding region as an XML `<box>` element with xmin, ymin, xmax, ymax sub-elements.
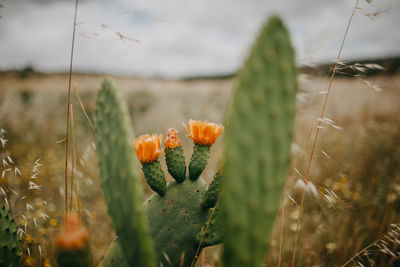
<box><xmin>184</xmin><ymin>119</ymin><xmax>224</xmax><ymax>146</ymax></box>
<box><xmin>134</xmin><ymin>134</ymin><xmax>163</xmax><ymax>163</ymax></box>
<box><xmin>56</xmin><ymin>213</ymin><xmax>88</xmax><ymax>249</ymax></box>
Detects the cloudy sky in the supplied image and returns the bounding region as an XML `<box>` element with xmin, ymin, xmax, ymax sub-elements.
<box><xmin>0</xmin><ymin>0</ymin><xmax>398</xmax><ymax>78</ymax></box>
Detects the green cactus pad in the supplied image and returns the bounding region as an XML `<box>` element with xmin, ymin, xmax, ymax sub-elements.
<box><xmin>142</xmin><ymin>160</ymin><xmax>167</xmax><ymax>196</ymax></box>
<box><xmin>100</xmin><ymin>177</ymin><xmax>210</xmax><ymax>267</ymax></box>
<box><xmin>202</xmin><ymin>170</ymin><xmax>221</xmax><ymax>209</ymax></box>
<box><xmin>222</xmin><ymin>16</ymin><xmax>297</xmax><ymax>267</ymax></box>
<box><xmin>196</xmin><ymin>205</ymin><xmax>222</xmax><ymax>247</ymax></box>
<box><xmin>0</xmin><ymin>205</ymin><xmax>21</xmax><ymax>267</ymax></box>
<box><xmin>165</xmin><ymin>146</ymin><xmax>186</xmax><ymax>183</ymax></box>
<box><xmin>95</xmin><ymin>79</ymin><xmax>156</xmax><ymax>267</ymax></box>
<box><xmin>189</xmin><ymin>144</ymin><xmax>211</xmax><ymax>181</ymax></box>
<box><xmin>57</xmin><ymin>244</ymin><xmax>91</xmax><ymax>267</ymax></box>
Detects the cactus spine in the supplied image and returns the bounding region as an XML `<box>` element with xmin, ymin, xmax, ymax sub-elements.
<box><xmin>222</xmin><ymin>16</ymin><xmax>297</xmax><ymax>267</ymax></box>
<box><xmin>0</xmin><ymin>205</ymin><xmax>21</xmax><ymax>267</ymax></box>
<box><xmin>95</xmin><ymin>79</ymin><xmax>156</xmax><ymax>267</ymax></box>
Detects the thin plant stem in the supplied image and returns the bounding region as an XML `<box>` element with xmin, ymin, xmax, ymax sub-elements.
<box><xmin>73</xmin><ymin>87</ymin><xmax>81</xmax><ymax>217</ymax></box>
<box><xmin>69</xmin><ymin>104</ymin><xmax>75</xmax><ymax>211</ymax></box>
<box><xmin>75</xmin><ymin>86</ymin><xmax>95</xmax><ymax>131</ymax></box>
<box><xmin>278</xmin><ymin>195</ymin><xmax>286</xmax><ymax>267</ymax></box>
<box><xmin>290</xmin><ymin>0</ymin><xmax>360</xmax><ymax>266</ymax></box>
<box><xmin>64</xmin><ymin>0</ymin><xmax>79</xmax><ymax>216</ymax></box>
<box><xmin>341</xmin><ymin>241</ymin><xmax>377</xmax><ymax>267</ymax></box>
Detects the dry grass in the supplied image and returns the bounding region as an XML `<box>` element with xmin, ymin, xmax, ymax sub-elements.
<box><xmin>0</xmin><ymin>71</ymin><xmax>399</xmax><ymax>266</ymax></box>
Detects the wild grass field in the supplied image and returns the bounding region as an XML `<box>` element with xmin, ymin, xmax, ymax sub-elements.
<box><xmin>0</xmin><ymin>69</ymin><xmax>399</xmax><ymax>266</ymax></box>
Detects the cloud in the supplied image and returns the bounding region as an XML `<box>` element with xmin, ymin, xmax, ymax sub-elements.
<box><xmin>0</xmin><ymin>0</ymin><xmax>398</xmax><ymax>78</ymax></box>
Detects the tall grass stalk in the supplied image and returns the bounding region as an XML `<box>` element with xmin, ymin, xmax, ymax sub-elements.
<box><xmin>64</xmin><ymin>0</ymin><xmax>79</xmax><ymax>216</ymax></box>
<box><xmin>290</xmin><ymin>0</ymin><xmax>360</xmax><ymax>266</ymax></box>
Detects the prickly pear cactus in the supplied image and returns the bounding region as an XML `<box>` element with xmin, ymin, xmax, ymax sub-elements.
<box><xmin>96</xmin><ymin>82</ymin><xmax>221</xmax><ymax>267</ymax></box>
<box><xmin>95</xmin><ymin>79</ymin><xmax>156</xmax><ymax>267</ymax></box>
<box><xmin>222</xmin><ymin>16</ymin><xmax>298</xmax><ymax>267</ymax></box>
<box><xmin>0</xmin><ymin>204</ymin><xmax>21</xmax><ymax>267</ymax></box>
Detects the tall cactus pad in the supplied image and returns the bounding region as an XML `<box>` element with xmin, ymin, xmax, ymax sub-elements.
<box><xmin>222</xmin><ymin>16</ymin><xmax>297</xmax><ymax>266</ymax></box>
<box><xmin>189</xmin><ymin>144</ymin><xmax>211</xmax><ymax>181</ymax></box>
<box><xmin>95</xmin><ymin>79</ymin><xmax>156</xmax><ymax>267</ymax></box>
<box><xmin>165</xmin><ymin>146</ymin><xmax>186</xmax><ymax>183</ymax></box>
<box><xmin>202</xmin><ymin>170</ymin><xmax>221</xmax><ymax>209</ymax></box>
<box><xmin>142</xmin><ymin>161</ymin><xmax>166</xmax><ymax>196</ymax></box>
<box><xmin>100</xmin><ymin>178</ymin><xmax>211</xmax><ymax>267</ymax></box>
<box><xmin>0</xmin><ymin>205</ymin><xmax>21</xmax><ymax>267</ymax></box>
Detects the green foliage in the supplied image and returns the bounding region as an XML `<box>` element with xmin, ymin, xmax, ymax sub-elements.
<box><xmin>0</xmin><ymin>205</ymin><xmax>21</xmax><ymax>267</ymax></box>
<box><xmin>222</xmin><ymin>16</ymin><xmax>297</xmax><ymax>267</ymax></box>
<box><xmin>189</xmin><ymin>144</ymin><xmax>211</xmax><ymax>181</ymax></box>
<box><xmin>95</xmin><ymin>79</ymin><xmax>156</xmax><ymax>267</ymax></box>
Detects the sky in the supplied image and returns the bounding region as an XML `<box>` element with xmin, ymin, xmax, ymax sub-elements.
<box><xmin>0</xmin><ymin>0</ymin><xmax>399</xmax><ymax>78</ymax></box>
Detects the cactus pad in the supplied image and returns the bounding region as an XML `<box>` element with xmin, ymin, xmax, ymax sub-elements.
<box><xmin>0</xmin><ymin>204</ymin><xmax>21</xmax><ymax>267</ymax></box>
<box><xmin>95</xmin><ymin>79</ymin><xmax>156</xmax><ymax>267</ymax></box>
<box><xmin>222</xmin><ymin>16</ymin><xmax>297</xmax><ymax>267</ymax></box>
<box><xmin>189</xmin><ymin>144</ymin><xmax>211</xmax><ymax>181</ymax></box>
<box><xmin>142</xmin><ymin>161</ymin><xmax>167</xmax><ymax>196</ymax></box>
<box><xmin>165</xmin><ymin>146</ymin><xmax>186</xmax><ymax>183</ymax></box>
<box><xmin>100</xmin><ymin>177</ymin><xmax>210</xmax><ymax>267</ymax></box>
<box><xmin>202</xmin><ymin>170</ymin><xmax>221</xmax><ymax>209</ymax></box>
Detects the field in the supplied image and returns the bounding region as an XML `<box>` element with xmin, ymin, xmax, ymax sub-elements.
<box><xmin>1</xmin><ymin>70</ymin><xmax>400</xmax><ymax>266</ymax></box>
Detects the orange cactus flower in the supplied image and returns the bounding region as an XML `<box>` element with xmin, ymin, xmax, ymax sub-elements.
<box><xmin>134</xmin><ymin>133</ymin><xmax>163</xmax><ymax>163</ymax></box>
<box><xmin>164</xmin><ymin>128</ymin><xmax>181</xmax><ymax>149</ymax></box>
<box><xmin>56</xmin><ymin>213</ymin><xmax>88</xmax><ymax>250</ymax></box>
<box><xmin>184</xmin><ymin>119</ymin><xmax>224</xmax><ymax>146</ymax></box>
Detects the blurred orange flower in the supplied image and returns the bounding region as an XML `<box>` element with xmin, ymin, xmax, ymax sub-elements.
<box><xmin>164</xmin><ymin>128</ymin><xmax>181</xmax><ymax>149</ymax></box>
<box><xmin>134</xmin><ymin>134</ymin><xmax>163</xmax><ymax>163</ymax></box>
<box><xmin>56</xmin><ymin>213</ymin><xmax>88</xmax><ymax>249</ymax></box>
<box><xmin>184</xmin><ymin>119</ymin><xmax>224</xmax><ymax>146</ymax></box>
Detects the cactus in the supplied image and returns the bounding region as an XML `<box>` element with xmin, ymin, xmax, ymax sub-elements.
<box><xmin>96</xmin><ymin>81</ymin><xmax>221</xmax><ymax>267</ymax></box>
<box><xmin>222</xmin><ymin>16</ymin><xmax>297</xmax><ymax>267</ymax></box>
<box><xmin>0</xmin><ymin>204</ymin><xmax>21</xmax><ymax>267</ymax></box>
<box><xmin>95</xmin><ymin>79</ymin><xmax>156</xmax><ymax>267</ymax></box>
<box><xmin>96</xmin><ymin>14</ymin><xmax>296</xmax><ymax>267</ymax></box>
<box><xmin>56</xmin><ymin>213</ymin><xmax>91</xmax><ymax>267</ymax></box>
